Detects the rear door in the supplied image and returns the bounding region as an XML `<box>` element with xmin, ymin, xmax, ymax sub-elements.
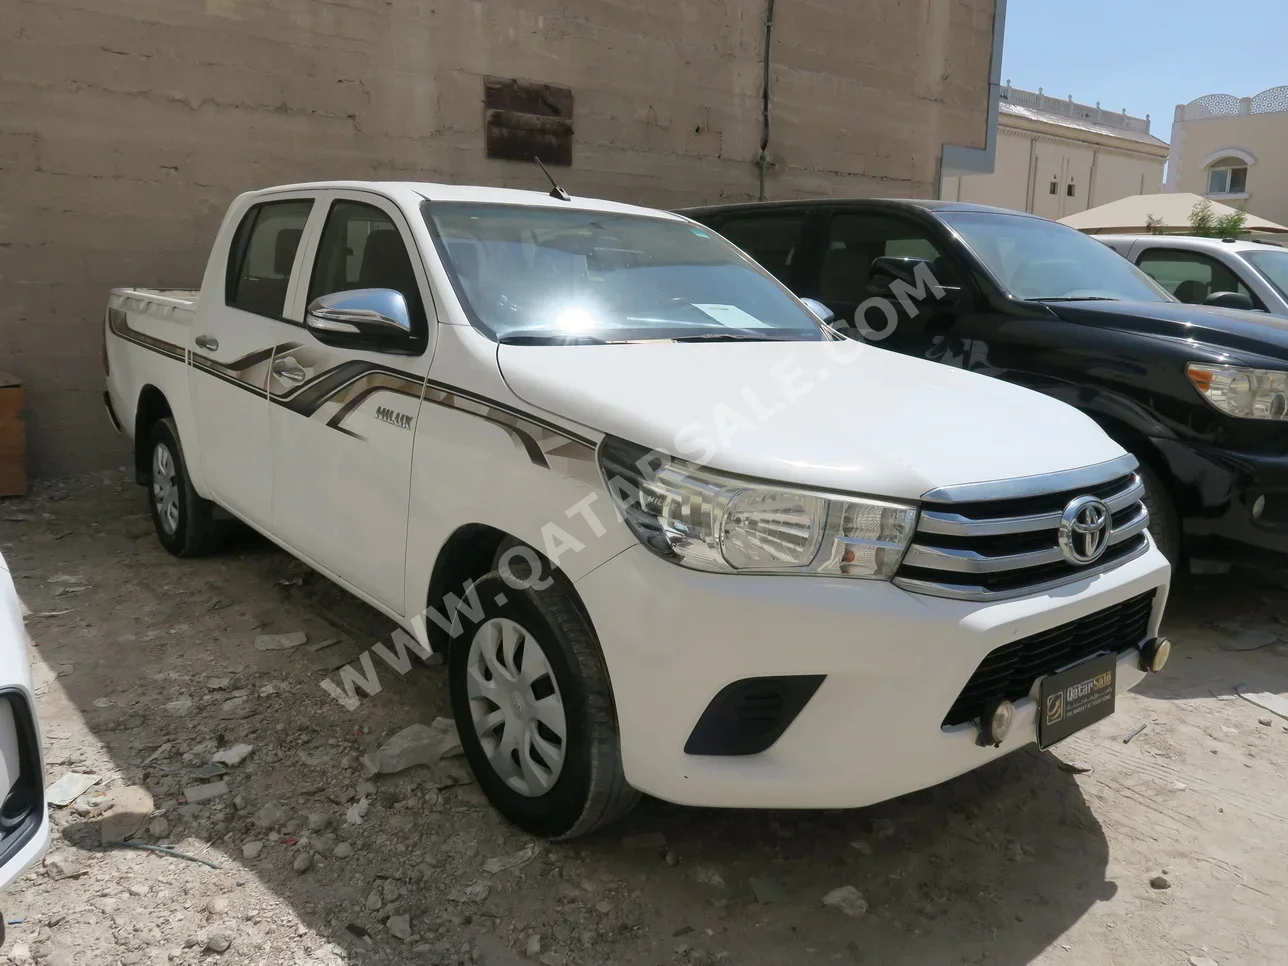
<box><xmin>263</xmin><ymin>190</ymin><xmax>437</xmax><ymax>612</ymax></box>
<box><xmin>189</xmin><ymin>195</ymin><xmax>316</xmax><ymax>528</ymax></box>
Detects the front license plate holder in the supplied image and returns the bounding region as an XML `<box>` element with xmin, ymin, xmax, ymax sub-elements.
<box><xmin>1038</xmin><ymin>651</ymin><xmax>1117</xmax><ymax>749</ymax></box>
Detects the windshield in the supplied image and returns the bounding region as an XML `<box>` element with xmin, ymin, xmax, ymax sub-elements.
<box><xmin>1244</xmin><ymin>249</ymin><xmax>1288</xmax><ymax>302</ymax></box>
<box><xmin>939</xmin><ymin>211</ymin><xmax>1172</xmax><ymax>303</ymax></box>
<box><xmin>423</xmin><ymin>202</ymin><xmax>826</xmax><ymax>343</ymax></box>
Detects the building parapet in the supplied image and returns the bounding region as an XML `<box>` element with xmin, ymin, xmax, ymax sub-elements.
<box><xmin>1001</xmin><ymin>83</ymin><xmax>1151</xmax><ymax>136</ymax></box>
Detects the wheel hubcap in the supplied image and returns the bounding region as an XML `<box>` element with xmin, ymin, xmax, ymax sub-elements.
<box><xmin>151</xmin><ymin>443</ymin><xmax>180</xmax><ymax>535</ymax></box>
<box><xmin>466</xmin><ymin>617</ymin><xmax>567</xmax><ymax>797</ymax></box>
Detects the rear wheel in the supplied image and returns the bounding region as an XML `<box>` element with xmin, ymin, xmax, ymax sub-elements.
<box><xmin>1136</xmin><ymin>460</ymin><xmax>1180</xmax><ymax>568</ymax></box>
<box><xmin>449</xmin><ymin>573</ymin><xmax>638</xmax><ymax>839</ymax></box>
<box><xmin>147</xmin><ymin>418</ymin><xmax>229</xmax><ymax>557</ymax></box>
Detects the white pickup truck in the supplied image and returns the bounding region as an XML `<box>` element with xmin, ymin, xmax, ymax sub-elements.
<box><xmin>105</xmin><ymin>180</ymin><xmax>1172</xmax><ymax>839</ymax></box>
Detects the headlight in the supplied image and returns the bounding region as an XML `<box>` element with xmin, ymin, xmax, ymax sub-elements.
<box><xmin>598</xmin><ymin>437</ymin><xmax>917</xmax><ymax>578</ymax></box>
<box><xmin>1187</xmin><ymin>363</ymin><xmax>1288</xmax><ymax>420</ymax></box>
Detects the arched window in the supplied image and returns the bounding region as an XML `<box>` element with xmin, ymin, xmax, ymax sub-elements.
<box><xmin>1203</xmin><ymin>149</ymin><xmax>1255</xmax><ymax>195</ymax></box>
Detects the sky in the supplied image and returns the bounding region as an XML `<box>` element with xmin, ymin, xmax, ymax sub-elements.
<box><xmin>1000</xmin><ymin>0</ymin><xmax>1288</xmax><ymax>145</ymax></box>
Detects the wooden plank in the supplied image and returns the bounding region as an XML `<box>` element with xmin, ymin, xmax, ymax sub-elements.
<box><xmin>483</xmin><ymin>76</ymin><xmax>574</xmax><ymax>167</ymax></box>
<box><xmin>0</xmin><ymin>383</ymin><xmax>27</xmax><ymax>497</ymax></box>
<box><xmin>483</xmin><ymin>77</ymin><xmax>573</xmax><ymax>118</ymax></box>
<box><xmin>485</xmin><ymin>111</ymin><xmax>574</xmax><ymax>166</ymax></box>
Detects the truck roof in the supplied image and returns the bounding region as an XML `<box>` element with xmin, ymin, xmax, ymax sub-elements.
<box><xmin>1092</xmin><ymin>233</ymin><xmax>1285</xmax><ymax>252</ymax></box>
<box><xmin>677</xmin><ymin>198</ymin><xmax>1043</xmax><ymax>220</ymax></box>
<box><xmin>245</xmin><ymin>180</ymin><xmax>686</xmax><ymax>220</ymax></box>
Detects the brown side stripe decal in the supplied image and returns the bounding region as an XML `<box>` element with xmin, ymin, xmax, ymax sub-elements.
<box><xmin>107</xmin><ymin>307</ymin><xmax>186</xmax><ymax>362</ymax></box>
<box><xmin>109</xmin><ymin>314</ymin><xmax>598</xmax><ymax>471</ymax></box>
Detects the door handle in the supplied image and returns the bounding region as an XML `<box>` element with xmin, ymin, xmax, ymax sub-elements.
<box><xmin>271</xmin><ymin>358</ymin><xmax>307</xmax><ymax>384</ymax></box>
<box><xmin>194</xmin><ymin>335</ymin><xmax>219</xmax><ymax>352</ymax></box>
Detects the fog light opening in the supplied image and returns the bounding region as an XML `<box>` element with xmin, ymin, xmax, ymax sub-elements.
<box><xmin>977</xmin><ymin>699</ymin><xmax>1015</xmax><ymax>748</ymax></box>
<box><xmin>1140</xmin><ymin>636</ymin><xmax>1172</xmax><ymax>674</ymax></box>
<box><xmin>1253</xmin><ymin>495</ymin><xmax>1267</xmax><ymax>520</ymax></box>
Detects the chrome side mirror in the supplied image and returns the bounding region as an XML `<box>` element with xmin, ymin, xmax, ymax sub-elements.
<box><xmin>305</xmin><ymin>289</ymin><xmax>412</xmax><ymax>342</ymax></box>
<box><xmin>800</xmin><ymin>297</ymin><xmax>837</xmax><ymax>324</ymax></box>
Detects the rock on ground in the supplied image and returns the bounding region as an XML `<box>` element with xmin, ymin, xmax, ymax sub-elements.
<box><xmin>359</xmin><ymin>718</ymin><xmax>462</xmax><ymax>776</ymax></box>
<box><xmin>212</xmin><ymin>743</ymin><xmax>254</xmax><ymax>767</ymax></box>
<box><xmin>99</xmin><ymin>785</ymin><xmax>154</xmax><ymax>844</ymax></box>
<box><xmin>821</xmin><ymin>886</ymin><xmax>868</xmax><ymax>918</ymax></box>
<box><xmin>387</xmin><ymin>914</ymin><xmax>412</xmax><ymax>940</ymax></box>
<box><xmin>182</xmin><ymin>780</ymin><xmax>230</xmax><ymax>805</ymax></box>
<box><xmin>255</xmin><ymin>631</ymin><xmax>308</xmax><ymax>651</ymax></box>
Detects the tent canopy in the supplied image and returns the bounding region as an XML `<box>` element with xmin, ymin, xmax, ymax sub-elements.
<box><xmin>1059</xmin><ymin>192</ymin><xmax>1288</xmax><ymax>235</ymax></box>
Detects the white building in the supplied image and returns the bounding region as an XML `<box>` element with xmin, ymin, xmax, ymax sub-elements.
<box><xmin>1166</xmin><ymin>87</ymin><xmax>1288</xmax><ymax>228</ymax></box>
<box><xmin>941</xmin><ymin>84</ymin><xmax>1169</xmax><ymax>218</ymax></box>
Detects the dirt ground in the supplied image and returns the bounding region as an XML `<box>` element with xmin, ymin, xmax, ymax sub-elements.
<box><xmin>1</xmin><ymin>471</ymin><xmax>1286</xmax><ymax>966</ymax></box>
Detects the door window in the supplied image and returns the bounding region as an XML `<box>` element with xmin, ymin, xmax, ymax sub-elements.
<box><xmin>308</xmin><ymin>201</ymin><xmax>426</xmax><ymax>330</ymax></box>
<box><xmin>1137</xmin><ymin>249</ymin><xmax>1254</xmax><ymax>305</ymax></box>
<box><xmin>225</xmin><ymin>200</ymin><xmax>314</xmax><ymax>318</ymax></box>
<box><xmin>715</xmin><ymin>213</ymin><xmax>807</xmax><ymax>283</ymax></box>
<box><xmin>818</xmin><ymin>214</ymin><xmax>957</xmax><ymax>303</ymax></box>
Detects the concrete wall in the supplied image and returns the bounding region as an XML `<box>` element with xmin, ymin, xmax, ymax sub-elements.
<box><xmin>0</xmin><ymin>0</ymin><xmax>998</xmax><ymax>475</ymax></box>
<box><xmin>1169</xmin><ymin>112</ymin><xmax>1288</xmax><ymax>227</ymax></box>
<box><xmin>942</xmin><ymin>126</ymin><xmax>1165</xmax><ymax>216</ymax></box>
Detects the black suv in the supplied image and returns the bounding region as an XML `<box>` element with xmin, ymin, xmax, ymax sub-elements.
<box><xmin>682</xmin><ymin>199</ymin><xmax>1288</xmax><ymax>572</ymax></box>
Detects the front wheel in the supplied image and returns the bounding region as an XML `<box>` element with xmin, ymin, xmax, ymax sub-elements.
<box><xmin>1136</xmin><ymin>460</ymin><xmax>1181</xmax><ymax>568</ymax></box>
<box><xmin>146</xmin><ymin>418</ymin><xmax>229</xmax><ymax>557</ymax></box>
<box><xmin>449</xmin><ymin>573</ymin><xmax>638</xmax><ymax>839</ymax></box>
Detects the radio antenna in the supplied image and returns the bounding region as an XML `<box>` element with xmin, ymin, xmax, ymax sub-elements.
<box><xmin>535</xmin><ymin>156</ymin><xmax>571</xmax><ymax>202</ymax></box>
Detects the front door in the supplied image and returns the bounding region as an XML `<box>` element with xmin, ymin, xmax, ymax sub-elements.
<box><xmin>266</xmin><ymin>192</ymin><xmax>436</xmax><ymax>612</ymax></box>
<box><xmin>189</xmin><ymin>197</ymin><xmax>314</xmax><ymax>528</ymax></box>
<box><xmin>1135</xmin><ymin>247</ymin><xmax>1262</xmax><ymax>308</ymax></box>
<box><xmin>806</xmin><ymin>210</ymin><xmax>965</xmax><ymax>363</ymax></box>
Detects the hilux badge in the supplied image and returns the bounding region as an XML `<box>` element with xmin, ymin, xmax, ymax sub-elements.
<box><xmin>375</xmin><ymin>405</ymin><xmax>413</xmax><ymax>430</ymax></box>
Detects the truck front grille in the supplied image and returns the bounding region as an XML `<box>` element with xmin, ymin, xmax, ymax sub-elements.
<box><xmin>942</xmin><ymin>590</ymin><xmax>1156</xmax><ymax>726</ymax></box>
<box><xmin>894</xmin><ymin>460</ymin><xmax>1151</xmax><ymax>602</ymax></box>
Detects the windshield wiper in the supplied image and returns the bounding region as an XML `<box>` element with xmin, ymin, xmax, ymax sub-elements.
<box><xmin>669</xmin><ymin>332</ymin><xmax>799</xmax><ymax>343</ymax></box>
<box><xmin>1032</xmin><ymin>297</ymin><xmax>1121</xmax><ymax>303</ymax></box>
<box><xmin>498</xmin><ymin>333</ymin><xmax>613</xmax><ymax>346</ymax></box>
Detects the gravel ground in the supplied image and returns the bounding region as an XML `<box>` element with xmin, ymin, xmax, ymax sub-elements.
<box><xmin>1</xmin><ymin>471</ymin><xmax>1286</xmax><ymax>966</ymax></box>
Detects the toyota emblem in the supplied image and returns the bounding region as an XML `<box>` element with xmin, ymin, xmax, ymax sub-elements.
<box><xmin>1058</xmin><ymin>496</ymin><xmax>1111</xmax><ymax>565</ymax></box>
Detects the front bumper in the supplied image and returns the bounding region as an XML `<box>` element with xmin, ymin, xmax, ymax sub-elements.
<box><xmin>575</xmin><ymin>543</ymin><xmax>1170</xmax><ymax>809</ymax></box>
<box><xmin>1155</xmin><ymin>438</ymin><xmax>1288</xmax><ymax>567</ymax></box>
<box><xmin>104</xmin><ymin>390</ymin><xmax>124</xmax><ymax>433</ymax></box>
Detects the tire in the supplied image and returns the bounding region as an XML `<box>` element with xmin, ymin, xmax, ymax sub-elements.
<box><xmin>146</xmin><ymin>418</ymin><xmax>229</xmax><ymax>557</ymax></box>
<box><xmin>1136</xmin><ymin>460</ymin><xmax>1181</xmax><ymax>568</ymax></box>
<box><xmin>449</xmin><ymin>572</ymin><xmax>639</xmax><ymax>839</ymax></box>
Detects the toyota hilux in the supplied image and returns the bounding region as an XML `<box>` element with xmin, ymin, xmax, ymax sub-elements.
<box><xmin>104</xmin><ymin>181</ymin><xmax>1172</xmax><ymax>838</ymax></box>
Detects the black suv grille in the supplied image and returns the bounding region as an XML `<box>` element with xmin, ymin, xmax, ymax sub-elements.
<box><xmin>942</xmin><ymin>591</ymin><xmax>1156</xmax><ymax>727</ymax></box>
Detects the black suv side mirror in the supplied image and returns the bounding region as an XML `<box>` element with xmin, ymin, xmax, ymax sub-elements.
<box><xmin>1203</xmin><ymin>290</ymin><xmax>1256</xmax><ymax>312</ymax></box>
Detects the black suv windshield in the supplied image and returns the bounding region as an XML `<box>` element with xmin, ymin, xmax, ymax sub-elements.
<box><xmin>423</xmin><ymin>202</ymin><xmax>826</xmax><ymax>344</ymax></box>
<box><xmin>940</xmin><ymin>211</ymin><xmax>1172</xmax><ymax>303</ymax></box>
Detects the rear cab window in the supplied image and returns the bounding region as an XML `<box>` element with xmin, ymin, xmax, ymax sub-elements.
<box><xmin>225</xmin><ymin>200</ymin><xmax>314</xmax><ymax>319</ymax></box>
